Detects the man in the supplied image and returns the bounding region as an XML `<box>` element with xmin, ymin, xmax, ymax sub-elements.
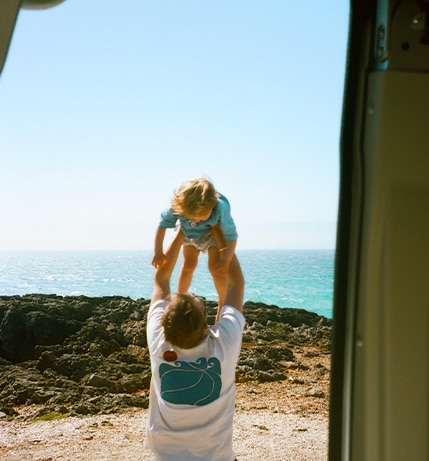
<box><xmin>145</xmin><ymin>229</ymin><xmax>245</xmax><ymax>461</ymax></box>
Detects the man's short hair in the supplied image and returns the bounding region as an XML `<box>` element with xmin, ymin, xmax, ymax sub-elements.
<box><xmin>162</xmin><ymin>293</ymin><xmax>207</xmax><ymax>349</ymax></box>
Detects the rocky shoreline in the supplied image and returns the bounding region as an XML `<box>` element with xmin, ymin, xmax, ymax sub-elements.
<box><xmin>0</xmin><ymin>295</ymin><xmax>332</xmax><ymax>420</ymax></box>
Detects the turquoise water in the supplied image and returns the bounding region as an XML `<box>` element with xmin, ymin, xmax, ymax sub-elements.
<box><xmin>0</xmin><ymin>250</ymin><xmax>334</xmax><ymax>318</ymax></box>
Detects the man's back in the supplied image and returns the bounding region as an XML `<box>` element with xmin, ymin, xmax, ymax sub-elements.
<box><xmin>146</xmin><ymin>300</ymin><xmax>245</xmax><ymax>461</ymax></box>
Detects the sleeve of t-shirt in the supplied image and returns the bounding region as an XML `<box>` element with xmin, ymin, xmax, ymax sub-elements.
<box><xmin>159</xmin><ymin>208</ymin><xmax>179</xmax><ymax>228</ymax></box>
<box><xmin>217</xmin><ymin>197</ymin><xmax>238</xmax><ymax>241</ymax></box>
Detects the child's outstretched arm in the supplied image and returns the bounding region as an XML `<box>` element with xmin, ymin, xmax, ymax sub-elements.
<box><xmin>152</xmin><ymin>226</ymin><xmax>168</xmax><ymax>269</ymax></box>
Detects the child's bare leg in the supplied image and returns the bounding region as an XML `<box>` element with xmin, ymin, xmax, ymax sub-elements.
<box><xmin>177</xmin><ymin>245</ymin><xmax>199</xmax><ymax>293</ymax></box>
<box><xmin>208</xmin><ymin>246</ymin><xmax>227</xmax><ymax>322</ymax></box>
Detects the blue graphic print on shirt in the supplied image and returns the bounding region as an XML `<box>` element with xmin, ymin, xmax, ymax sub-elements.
<box><xmin>159</xmin><ymin>357</ymin><xmax>221</xmax><ymax>406</ymax></box>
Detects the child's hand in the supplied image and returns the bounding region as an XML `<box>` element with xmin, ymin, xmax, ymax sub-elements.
<box><xmin>152</xmin><ymin>254</ymin><xmax>167</xmax><ymax>269</ymax></box>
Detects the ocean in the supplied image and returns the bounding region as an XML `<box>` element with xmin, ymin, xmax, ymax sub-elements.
<box><xmin>0</xmin><ymin>249</ymin><xmax>335</xmax><ymax>318</ymax></box>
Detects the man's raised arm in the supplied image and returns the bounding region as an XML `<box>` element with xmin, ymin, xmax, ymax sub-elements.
<box><xmin>151</xmin><ymin>230</ymin><xmax>184</xmax><ymax>304</ymax></box>
<box><xmin>223</xmin><ymin>254</ymin><xmax>244</xmax><ymax>313</ymax></box>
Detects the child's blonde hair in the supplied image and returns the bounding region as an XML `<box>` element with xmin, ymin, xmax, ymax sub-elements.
<box><xmin>162</xmin><ymin>293</ymin><xmax>207</xmax><ymax>349</ymax></box>
<box><xmin>171</xmin><ymin>178</ymin><xmax>220</xmax><ymax>219</ymax></box>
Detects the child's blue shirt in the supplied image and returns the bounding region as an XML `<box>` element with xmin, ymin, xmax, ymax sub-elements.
<box><xmin>159</xmin><ymin>194</ymin><xmax>238</xmax><ymax>241</ymax></box>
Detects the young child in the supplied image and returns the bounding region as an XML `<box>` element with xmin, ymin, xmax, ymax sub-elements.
<box><xmin>152</xmin><ymin>178</ymin><xmax>238</xmax><ymax>321</ymax></box>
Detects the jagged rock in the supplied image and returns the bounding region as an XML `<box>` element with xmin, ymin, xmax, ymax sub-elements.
<box><xmin>0</xmin><ymin>295</ymin><xmax>331</xmax><ymax>419</ymax></box>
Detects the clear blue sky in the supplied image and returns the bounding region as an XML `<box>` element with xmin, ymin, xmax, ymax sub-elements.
<box><xmin>0</xmin><ymin>1</ymin><xmax>349</xmax><ymax>251</ymax></box>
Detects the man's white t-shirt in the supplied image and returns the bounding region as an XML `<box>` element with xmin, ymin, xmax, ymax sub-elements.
<box><xmin>145</xmin><ymin>299</ymin><xmax>245</xmax><ymax>461</ymax></box>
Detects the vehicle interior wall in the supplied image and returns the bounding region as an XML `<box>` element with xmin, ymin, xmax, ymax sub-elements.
<box><xmin>353</xmin><ymin>69</ymin><xmax>429</xmax><ymax>461</ymax></box>
<box><xmin>330</xmin><ymin>0</ymin><xmax>429</xmax><ymax>459</ymax></box>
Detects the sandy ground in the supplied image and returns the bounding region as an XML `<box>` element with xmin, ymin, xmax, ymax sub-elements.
<box><xmin>0</xmin><ymin>380</ymin><xmax>329</xmax><ymax>461</ymax></box>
